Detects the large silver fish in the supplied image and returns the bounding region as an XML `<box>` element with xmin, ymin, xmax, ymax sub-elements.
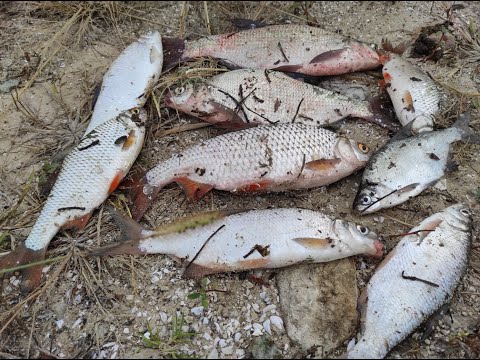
<box><xmin>131</xmin><ymin>123</ymin><xmax>372</xmax><ymax>221</ymax></box>
<box><xmin>381</xmin><ymin>53</ymin><xmax>442</xmax><ymax>134</ymax></box>
<box><xmin>164</xmin><ymin>69</ymin><xmax>396</xmax><ymax>130</ymax></box>
<box><xmin>87</xmin><ymin>31</ymin><xmax>163</xmax><ymax>133</ymax></box>
<box><xmin>353</xmin><ymin>114</ymin><xmax>480</xmax><ymax>214</ymax></box>
<box><xmin>348</xmin><ymin>204</ymin><xmax>472</xmax><ymax>359</ymax></box>
<box><xmin>89</xmin><ymin>208</ymin><xmax>384</xmax><ymax>277</ymax></box>
<box><xmin>0</xmin><ymin>108</ymin><xmax>147</xmax><ymax>292</ymax></box>
<box><xmin>163</xmin><ymin>24</ymin><xmax>381</xmax><ymax>76</ymax></box>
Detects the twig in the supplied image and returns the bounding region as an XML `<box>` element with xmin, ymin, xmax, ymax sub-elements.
<box><xmin>184</xmin><ymin>225</ymin><xmax>225</xmax><ymax>272</ymax></box>
<box><xmin>401</xmin><ymin>271</ymin><xmax>439</xmax><ymax>287</ymax></box>
<box><xmin>157</xmin><ymin>123</ymin><xmax>211</xmax><ymax>137</ymax></box>
<box><xmin>0</xmin><ymin>352</ymin><xmax>21</xmax><ymax>359</ymax></box>
<box><xmin>377</xmin><ymin>213</ymin><xmax>414</xmax><ymax>227</ymax></box>
<box><xmin>26</xmin><ymin>310</ymin><xmax>37</xmax><ymax>359</ymax></box>
<box><xmin>203</xmin><ymin>1</ymin><xmax>212</xmax><ymax>35</ymax></box>
<box><xmin>0</xmin><ymin>256</ymin><xmax>66</xmax><ymax>275</ymax></box>
<box><xmin>388</xmin><ymin>229</ymin><xmax>434</xmax><ymax>238</ymax></box>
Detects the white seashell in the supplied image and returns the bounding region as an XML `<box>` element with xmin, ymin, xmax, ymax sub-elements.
<box><xmin>191</xmin><ymin>306</ymin><xmax>204</xmax><ymax>316</ymax></box>
<box><xmin>347</xmin><ymin>337</ymin><xmax>356</xmax><ymax>352</ymax></box>
<box><xmin>269</xmin><ymin>316</ymin><xmax>284</xmax><ymax>333</ymax></box>
<box><xmin>263</xmin><ymin>319</ymin><xmax>272</xmax><ymax>336</ymax></box>
<box><xmin>234</xmin><ymin>332</ymin><xmax>242</xmax><ymax>342</ymax></box>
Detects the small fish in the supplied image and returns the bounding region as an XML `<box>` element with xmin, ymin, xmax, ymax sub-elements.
<box><xmin>87</xmin><ymin>31</ymin><xmax>163</xmax><ymax>133</ymax></box>
<box><xmin>380</xmin><ymin>53</ymin><xmax>441</xmax><ymax>134</ymax></box>
<box><xmin>163</xmin><ymin>24</ymin><xmax>381</xmax><ymax>76</ymax></box>
<box><xmin>0</xmin><ymin>108</ymin><xmax>147</xmax><ymax>293</ymax></box>
<box><xmin>89</xmin><ymin>208</ymin><xmax>384</xmax><ymax>277</ymax></box>
<box><xmin>131</xmin><ymin>123</ymin><xmax>372</xmax><ymax>221</ymax></box>
<box><xmin>164</xmin><ymin>69</ymin><xmax>396</xmax><ymax>130</ymax></box>
<box><xmin>348</xmin><ymin>204</ymin><xmax>472</xmax><ymax>359</ymax></box>
<box><xmin>354</xmin><ymin>113</ymin><xmax>480</xmax><ymax>214</ymax></box>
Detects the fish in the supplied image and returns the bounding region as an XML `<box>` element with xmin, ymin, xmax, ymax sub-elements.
<box><xmin>353</xmin><ymin>113</ymin><xmax>480</xmax><ymax>214</ymax></box>
<box><xmin>380</xmin><ymin>53</ymin><xmax>442</xmax><ymax>134</ymax></box>
<box><xmin>163</xmin><ymin>24</ymin><xmax>381</xmax><ymax>76</ymax></box>
<box><xmin>89</xmin><ymin>208</ymin><xmax>384</xmax><ymax>277</ymax></box>
<box><xmin>0</xmin><ymin>108</ymin><xmax>147</xmax><ymax>293</ymax></box>
<box><xmin>347</xmin><ymin>204</ymin><xmax>472</xmax><ymax>359</ymax></box>
<box><xmin>130</xmin><ymin>123</ymin><xmax>372</xmax><ymax>221</ymax></box>
<box><xmin>164</xmin><ymin>69</ymin><xmax>397</xmax><ymax>130</ymax></box>
<box><xmin>87</xmin><ymin>31</ymin><xmax>163</xmax><ymax>134</ymax></box>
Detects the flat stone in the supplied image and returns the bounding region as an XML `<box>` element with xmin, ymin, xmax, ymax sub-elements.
<box><xmin>276</xmin><ymin>259</ymin><xmax>359</xmax><ymax>353</ymax></box>
<box><xmin>249</xmin><ymin>335</ymin><xmax>282</xmax><ymax>359</ymax></box>
<box><xmin>0</xmin><ymin>79</ymin><xmax>19</xmax><ymax>93</ymax></box>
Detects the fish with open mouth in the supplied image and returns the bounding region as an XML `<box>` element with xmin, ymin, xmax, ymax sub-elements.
<box><xmin>89</xmin><ymin>208</ymin><xmax>384</xmax><ymax>277</ymax></box>
<box><xmin>353</xmin><ymin>114</ymin><xmax>480</xmax><ymax>214</ymax></box>
<box><xmin>348</xmin><ymin>204</ymin><xmax>472</xmax><ymax>359</ymax></box>
<box><xmin>163</xmin><ymin>24</ymin><xmax>381</xmax><ymax>76</ymax></box>
<box><xmin>87</xmin><ymin>31</ymin><xmax>163</xmax><ymax>133</ymax></box>
<box><xmin>381</xmin><ymin>52</ymin><xmax>442</xmax><ymax>134</ymax></box>
<box><xmin>164</xmin><ymin>69</ymin><xmax>396</xmax><ymax>130</ymax></box>
<box><xmin>131</xmin><ymin>123</ymin><xmax>372</xmax><ymax>221</ymax></box>
<box><xmin>0</xmin><ymin>108</ymin><xmax>147</xmax><ymax>293</ymax></box>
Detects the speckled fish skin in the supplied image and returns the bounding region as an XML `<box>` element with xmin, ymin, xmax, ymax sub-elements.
<box><xmin>348</xmin><ymin>204</ymin><xmax>472</xmax><ymax>359</ymax></box>
<box><xmin>0</xmin><ymin>108</ymin><xmax>147</xmax><ymax>293</ymax></box>
<box><xmin>89</xmin><ymin>208</ymin><xmax>384</xmax><ymax>277</ymax></box>
<box><xmin>382</xmin><ymin>53</ymin><xmax>441</xmax><ymax>134</ymax></box>
<box><xmin>353</xmin><ymin>114</ymin><xmax>478</xmax><ymax>214</ymax></box>
<box><xmin>168</xmin><ymin>24</ymin><xmax>380</xmax><ymax>76</ymax></box>
<box><xmin>131</xmin><ymin>123</ymin><xmax>372</xmax><ymax>220</ymax></box>
<box><xmin>164</xmin><ymin>69</ymin><xmax>390</xmax><ymax>129</ymax></box>
<box><xmin>86</xmin><ymin>31</ymin><xmax>162</xmax><ymax>133</ymax></box>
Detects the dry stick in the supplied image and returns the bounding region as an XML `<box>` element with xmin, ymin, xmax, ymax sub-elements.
<box><xmin>179</xmin><ymin>1</ymin><xmax>189</xmax><ymax>38</ymax></box>
<box><xmin>0</xmin><ymin>352</ymin><xmax>21</xmax><ymax>359</ymax></box>
<box><xmin>26</xmin><ymin>310</ymin><xmax>37</xmax><ymax>359</ymax></box>
<box><xmin>377</xmin><ymin>212</ymin><xmax>414</xmax><ymax>228</ymax></box>
<box><xmin>253</xmin><ymin>1</ymin><xmax>269</xmax><ymax>20</ymax></box>
<box><xmin>203</xmin><ymin>1</ymin><xmax>212</xmax><ymax>35</ymax></box>
<box><xmin>0</xmin><ymin>256</ymin><xmax>66</xmax><ymax>275</ymax></box>
<box><xmin>158</xmin><ymin>123</ymin><xmax>211</xmax><ymax>137</ymax></box>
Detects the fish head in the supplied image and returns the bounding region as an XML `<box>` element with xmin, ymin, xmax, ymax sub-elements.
<box><xmin>354</xmin><ymin>183</ymin><xmax>395</xmax><ymax>214</ymax></box>
<box><xmin>332</xmin><ymin>219</ymin><xmax>383</xmax><ymax>258</ymax></box>
<box><xmin>124</xmin><ymin>107</ymin><xmax>148</xmax><ymax>125</ymax></box>
<box><xmin>335</xmin><ymin>137</ymin><xmax>372</xmax><ymax>167</ymax></box>
<box><xmin>164</xmin><ymin>81</ymin><xmax>211</xmax><ymax>115</ymax></box>
<box><xmin>443</xmin><ymin>204</ymin><xmax>472</xmax><ymax>232</ymax></box>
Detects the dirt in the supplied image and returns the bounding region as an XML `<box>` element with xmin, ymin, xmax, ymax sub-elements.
<box><xmin>1</xmin><ymin>1</ymin><xmax>480</xmax><ymax>359</ymax></box>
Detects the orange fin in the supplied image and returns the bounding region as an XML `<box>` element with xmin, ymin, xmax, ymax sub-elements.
<box><xmin>109</xmin><ymin>171</ymin><xmax>125</xmax><ymax>194</ymax></box>
<box><xmin>305</xmin><ymin>158</ymin><xmax>341</xmax><ymax>171</ymax></box>
<box><xmin>383</xmin><ymin>72</ymin><xmax>392</xmax><ymax>82</ymax></box>
<box><xmin>122</xmin><ymin>130</ymin><xmax>137</xmax><ymax>150</ymax></box>
<box><xmin>292</xmin><ymin>237</ymin><xmax>332</xmax><ymax>248</ymax></box>
<box><xmin>130</xmin><ymin>176</ymin><xmax>161</xmax><ymax>221</ymax></box>
<box><xmin>234</xmin><ymin>180</ymin><xmax>272</xmax><ymax>193</ymax></box>
<box><xmin>63</xmin><ymin>212</ymin><xmax>92</xmax><ymax>230</ymax></box>
<box><xmin>0</xmin><ymin>243</ymin><xmax>47</xmax><ymax>293</ymax></box>
<box><xmin>175</xmin><ymin>177</ymin><xmax>213</xmax><ymax>201</ymax></box>
<box><xmin>403</xmin><ymin>90</ymin><xmax>414</xmax><ymax>112</ymax></box>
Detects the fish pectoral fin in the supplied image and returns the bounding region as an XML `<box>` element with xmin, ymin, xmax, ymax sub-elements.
<box><xmin>175</xmin><ymin>177</ymin><xmax>213</xmax><ymax>201</ymax></box>
<box><xmin>304</xmin><ymin>158</ymin><xmax>341</xmax><ymax>171</ymax></box>
<box><xmin>208</xmin><ymin>101</ymin><xmax>249</xmax><ymax>129</ymax></box>
<box><xmin>109</xmin><ymin>171</ymin><xmax>127</xmax><ymax>194</ymax></box>
<box><xmin>402</xmin><ymin>90</ymin><xmax>415</xmax><ymax>112</ymax></box>
<box><xmin>63</xmin><ymin>212</ymin><xmax>92</xmax><ymax>231</ymax></box>
<box><xmin>121</xmin><ymin>130</ymin><xmax>137</xmax><ymax>150</ymax></box>
<box><xmin>396</xmin><ymin>182</ymin><xmax>421</xmax><ymax>195</ymax></box>
<box><xmin>309</xmin><ymin>48</ymin><xmax>348</xmax><ymax>64</ymax></box>
<box><xmin>234</xmin><ymin>180</ymin><xmax>272</xmax><ymax>193</ymax></box>
<box><xmin>292</xmin><ymin>237</ymin><xmax>331</xmax><ymax>248</ymax></box>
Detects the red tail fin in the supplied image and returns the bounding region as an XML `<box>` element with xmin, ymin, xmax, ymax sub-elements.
<box><xmin>0</xmin><ymin>243</ymin><xmax>47</xmax><ymax>293</ymax></box>
<box><xmin>130</xmin><ymin>176</ymin><xmax>161</xmax><ymax>221</ymax></box>
<box><xmin>162</xmin><ymin>37</ymin><xmax>186</xmax><ymax>71</ymax></box>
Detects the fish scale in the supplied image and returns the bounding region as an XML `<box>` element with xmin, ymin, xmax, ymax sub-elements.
<box><xmin>348</xmin><ymin>204</ymin><xmax>471</xmax><ymax>359</ymax></box>
<box><xmin>132</xmin><ymin>123</ymin><xmax>371</xmax><ymax>220</ymax></box>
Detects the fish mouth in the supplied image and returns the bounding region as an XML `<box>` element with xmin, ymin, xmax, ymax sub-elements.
<box><xmin>164</xmin><ymin>92</ymin><xmax>173</xmax><ymax>107</ymax></box>
<box><xmin>369</xmin><ymin>240</ymin><xmax>384</xmax><ymax>258</ymax></box>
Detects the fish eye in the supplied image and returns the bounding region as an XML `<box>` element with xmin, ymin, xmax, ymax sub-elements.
<box><xmin>132</xmin><ymin>108</ymin><xmax>140</xmax><ymax>114</ymax></box>
<box><xmin>173</xmin><ymin>86</ymin><xmax>186</xmax><ymax>96</ymax></box>
<box><xmin>360</xmin><ymin>195</ymin><xmax>372</xmax><ymax>205</ymax></box>
<box><xmin>356</xmin><ymin>225</ymin><xmax>369</xmax><ymax>235</ymax></box>
<box><xmin>357</xmin><ymin>143</ymin><xmax>370</xmax><ymax>153</ymax></box>
<box><xmin>460</xmin><ymin>209</ymin><xmax>471</xmax><ymax>217</ymax></box>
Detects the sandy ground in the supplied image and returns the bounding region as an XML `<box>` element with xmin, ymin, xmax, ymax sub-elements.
<box><xmin>1</xmin><ymin>1</ymin><xmax>480</xmax><ymax>359</ymax></box>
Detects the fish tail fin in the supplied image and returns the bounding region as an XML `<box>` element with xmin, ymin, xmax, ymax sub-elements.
<box><xmin>452</xmin><ymin>112</ymin><xmax>480</xmax><ymax>144</ymax></box>
<box><xmin>88</xmin><ymin>208</ymin><xmax>148</xmax><ymax>257</ymax></box>
<box><xmin>365</xmin><ymin>93</ymin><xmax>400</xmax><ymax>132</ymax></box>
<box><xmin>162</xmin><ymin>37</ymin><xmax>186</xmax><ymax>70</ymax></box>
<box><xmin>129</xmin><ymin>174</ymin><xmax>162</xmax><ymax>221</ymax></box>
<box><xmin>0</xmin><ymin>243</ymin><xmax>47</xmax><ymax>293</ymax></box>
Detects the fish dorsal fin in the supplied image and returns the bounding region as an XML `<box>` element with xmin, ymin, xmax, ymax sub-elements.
<box><xmin>152</xmin><ymin>209</ymin><xmax>246</xmax><ymax>236</ymax></box>
<box><xmin>292</xmin><ymin>237</ymin><xmax>332</xmax><ymax>248</ymax></box>
<box><xmin>390</xmin><ymin>119</ymin><xmax>416</xmax><ymax>142</ymax></box>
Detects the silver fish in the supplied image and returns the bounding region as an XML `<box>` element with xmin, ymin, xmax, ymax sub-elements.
<box><xmin>348</xmin><ymin>204</ymin><xmax>472</xmax><ymax>359</ymax></box>
<box><xmin>0</xmin><ymin>108</ymin><xmax>147</xmax><ymax>292</ymax></box>
<box><xmin>381</xmin><ymin>53</ymin><xmax>442</xmax><ymax>134</ymax></box>
<box><xmin>89</xmin><ymin>208</ymin><xmax>384</xmax><ymax>277</ymax></box>
<box><xmin>164</xmin><ymin>69</ymin><xmax>395</xmax><ymax>130</ymax></box>
<box><xmin>163</xmin><ymin>24</ymin><xmax>381</xmax><ymax>76</ymax></box>
<box><xmin>131</xmin><ymin>123</ymin><xmax>372</xmax><ymax>221</ymax></box>
<box><xmin>354</xmin><ymin>114</ymin><xmax>480</xmax><ymax>214</ymax></box>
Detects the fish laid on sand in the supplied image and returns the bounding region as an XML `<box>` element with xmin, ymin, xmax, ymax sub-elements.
<box><xmin>87</xmin><ymin>31</ymin><xmax>163</xmax><ymax>134</ymax></box>
<box><xmin>0</xmin><ymin>108</ymin><xmax>147</xmax><ymax>293</ymax></box>
<box><xmin>381</xmin><ymin>53</ymin><xmax>441</xmax><ymax>134</ymax></box>
<box><xmin>353</xmin><ymin>114</ymin><xmax>480</xmax><ymax>214</ymax></box>
<box><xmin>348</xmin><ymin>204</ymin><xmax>472</xmax><ymax>359</ymax></box>
<box><xmin>89</xmin><ymin>208</ymin><xmax>384</xmax><ymax>277</ymax></box>
<box><xmin>163</xmin><ymin>24</ymin><xmax>381</xmax><ymax>76</ymax></box>
<box><xmin>165</xmin><ymin>69</ymin><xmax>396</xmax><ymax>130</ymax></box>
<box><xmin>131</xmin><ymin>123</ymin><xmax>372</xmax><ymax>221</ymax></box>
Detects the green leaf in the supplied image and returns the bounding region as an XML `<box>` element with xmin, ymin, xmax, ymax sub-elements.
<box><xmin>188</xmin><ymin>293</ymin><xmax>201</xmax><ymax>300</ymax></box>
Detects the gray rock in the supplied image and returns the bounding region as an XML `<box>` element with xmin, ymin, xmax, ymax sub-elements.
<box><xmin>276</xmin><ymin>259</ymin><xmax>359</xmax><ymax>354</ymax></box>
<box><xmin>0</xmin><ymin>79</ymin><xmax>19</xmax><ymax>93</ymax></box>
<box><xmin>249</xmin><ymin>335</ymin><xmax>282</xmax><ymax>359</ymax></box>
